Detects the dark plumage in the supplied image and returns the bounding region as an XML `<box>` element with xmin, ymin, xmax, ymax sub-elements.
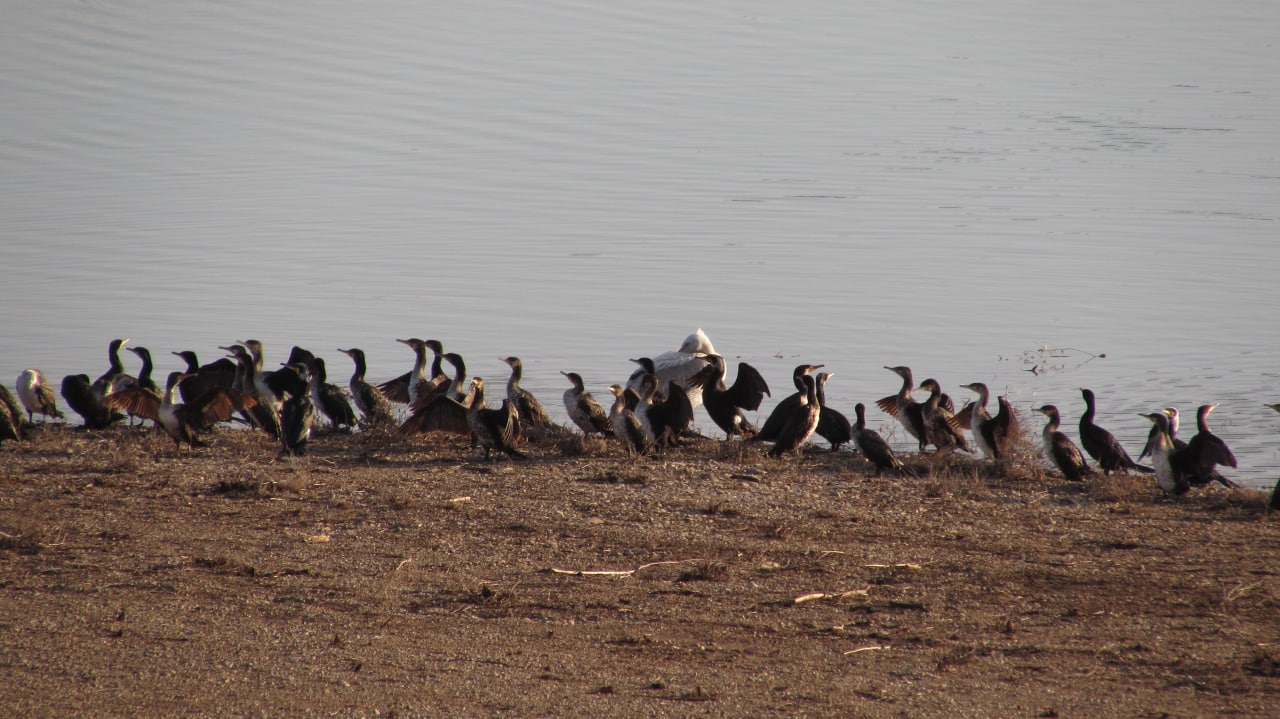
<box><xmin>277</xmin><ymin>364</ymin><xmax>314</xmax><ymax>457</ymax></box>
<box><xmin>918</xmin><ymin>378</ymin><xmax>968</xmax><ymax>453</ymax></box>
<box><xmin>562</xmin><ymin>371</ymin><xmax>611</xmax><ymax>436</ymax></box>
<box><xmin>697</xmin><ymin>354</ymin><xmax>770</xmax><ymax>440</ymax></box>
<box><xmin>853</xmin><ymin>402</ymin><xmax>905</xmax><ymax>476</ymax></box>
<box><xmin>61</xmin><ymin>373</ymin><xmax>125</xmax><ymax>429</ymax></box>
<box><xmin>222</xmin><ymin>344</ymin><xmax>282</xmax><ymax>439</ymax></box>
<box><xmin>607</xmin><ymin>384</ymin><xmax>650</xmax><ymax>456</ymax></box>
<box><xmin>630</xmin><ymin>358</ymin><xmax>696</xmax><ymax>448</ymax></box>
<box><xmin>750</xmin><ymin>363</ymin><xmax>823</xmax><ymax>444</ymax></box>
<box><xmin>466</xmin><ymin>377</ymin><xmax>525</xmax><ymax>460</ymax></box>
<box><xmin>93</xmin><ymin>338</ymin><xmax>136</xmax><ymax>398</ymax></box>
<box><xmin>500</xmin><ymin>356</ymin><xmax>554</xmax><ymax>439</ymax></box>
<box><xmin>307</xmin><ymin>357</ymin><xmax>357</xmax><ymax>431</ymax></box>
<box><xmin>1179</xmin><ymin>404</ymin><xmax>1237</xmax><ymax>488</ymax></box>
<box><xmin>1079</xmin><ymin>389</ymin><xmax>1151</xmax><ymax>475</ymax></box>
<box><xmin>1036</xmin><ymin>405</ymin><xmax>1093</xmax><ymax>481</ymax></box>
<box><xmin>171</xmin><ymin>350</ymin><xmax>238</xmax><ymax>406</ymax></box>
<box><xmin>813</xmin><ymin>372</ymin><xmax>852</xmax><ymax>451</ymax></box>
<box><xmin>337</xmin><ymin>348</ymin><xmax>397</xmax><ymax>426</ymax></box>
<box><xmin>877</xmin><ymin>365</ymin><xmax>927</xmax><ymax>448</ymax></box>
<box><xmin>380</xmin><ymin>338</ymin><xmax>447</xmax><ymax>406</ymax></box>
<box><xmin>767</xmin><ymin>373</ymin><xmax>820</xmax><ymax>458</ymax></box>
<box><xmin>0</xmin><ymin>385</ymin><xmax>23</xmax><ymax>443</ymax></box>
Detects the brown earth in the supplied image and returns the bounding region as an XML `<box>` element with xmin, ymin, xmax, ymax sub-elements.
<box><xmin>1</xmin><ymin>422</ymin><xmax>1278</xmax><ymax>718</ymax></box>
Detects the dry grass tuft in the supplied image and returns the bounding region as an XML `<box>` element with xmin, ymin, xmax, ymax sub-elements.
<box><xmin>676</xmin><ymin>559</ymin><xmax>727</xmax><ymax>582</ymax></box>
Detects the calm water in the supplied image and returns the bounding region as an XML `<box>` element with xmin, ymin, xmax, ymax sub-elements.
<box><xmin>3</xmin><ymin>1</ymin><xmax>1278</xmax><ymax>487</ymax></box>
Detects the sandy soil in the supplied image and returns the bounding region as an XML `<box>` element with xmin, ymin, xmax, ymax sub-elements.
<box><xmin>2</xmin><ymin>422</ymin><xmax>1278</xmax><ymax>718</ymax></box>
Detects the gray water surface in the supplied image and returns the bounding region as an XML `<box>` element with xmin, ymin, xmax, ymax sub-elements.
<box><xmin>3</xmin><ymin>1</ymin><xmax>1278</xmax><ymax>487</ymax></box>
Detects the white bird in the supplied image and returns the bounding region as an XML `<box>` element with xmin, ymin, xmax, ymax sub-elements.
<box><xmin>625</xmin><ymin>328</ymin><xmax>717</xmax><ymax>408</ymax></box>
<box><xmin>16</xmin><ymin>369</ymin><xmax>63</xmax><ymax>423</ymax></box>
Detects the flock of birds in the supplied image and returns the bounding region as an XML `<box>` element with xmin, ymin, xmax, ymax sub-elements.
<box><xmin>2</xmin><ymin>329</ymin><xmax>1277</xmax><ymax>506</ymax></box>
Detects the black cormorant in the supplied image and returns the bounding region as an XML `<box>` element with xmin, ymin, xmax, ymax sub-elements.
<box><xmin>466</xmin><ymin>377</ymin><xmax>525</xmax><ymax>460</ymax></box>
<box><xmin>0</xmin><ymin>385</ymin><xmax>23</xmax><ymax>443</ymax></box>
<box><xmin>1035</xmin><ymin>405</ymin><xmax>1093</xmax><ymax>481</ymax></box>
<box><xmin>92</xmin><ymin>338</ymin><xmax>135</xmax><ymax>398</ymax></box>
<box><xmin>813</xmin><ymin>372</ymin><xmax>852</xmax><ymax>452</ymax></box>
<box><xmin>1180</xmin><ymin>404</ymin><xmax>1237</xmax><ymax>488</ymax></box>
<box><xmin>750</xmin><ymin>363</ymin><xmax>823</xmax><ymax>444</ymax></box>
<box><xmin>696</xmin><ymin>354</ymin><xmax>770</xmax><ymax>440</ymax></box>
<box><xmin>16</xmin><ymin>369</ymin><xmax>63</xmax><ymax>423</ymax></box>
<box><xmin>561</xmin><ymin>371</ymin><xmax>611</xmax><ymax>436</ymax></box>
<box><xmin>277</xmin><ymin>364</ymin><xmax>314</xmax><ymax>457</ymax></box>
<box><xmin>307</xmin><ymin>357</ymin><xmax>357</xmax><ymax>431</ymax></box>
<box><xmin>171</xmin><ymin>350</ymin><xmax>238</xmax><ymax>405</ymax></box>
<box><xmin>61</xmin><ymin>374</ymin><xmax>125</xmax><ymax>429</ymax></box>
<box><xmin>853</xmin><ymin>402</ymin><xmax>905</xmax><ymax>476</ymax></box>
<box><xmin>767</xmin><ymin>373</ymin><xmax>820</xmax><ymax>458</ymax></box>
<box><xmin>1079</xmin><ymin>388</ymin><xmax>1151</xmax><ymax>475</ymax></box>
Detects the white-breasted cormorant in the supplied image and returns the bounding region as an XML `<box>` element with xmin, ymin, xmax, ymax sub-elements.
<box><xmin>380</xmin><ymin>338</ymin><xmax>441</xmax><ymax>406</ymax></box>
<box><xmin>750</xmin><ymin>363</ymin><xmax>823</xmax><ymax>444</ymax></box>
<box><xmin>813</xmin><ymin>372</ymin><xmax>852</xmax><ymax>452</ymax></box>
<box><xmin>561</xmin><ymin>372</ymin><xmax>611</xmax><ymax>436</ymax></box>
<box><xmin>16</xmin><ymin>369</ymin><xmax>63</xmax><ymax>424</ymax></box>
<box><xmin>466</xmin><ymin>377</ymin><xmax>525</xmax><ymax>460</ymax></box>
<box><xmin>630</xmin><ymin>361</ymin><xmax>695</xmax><ymax>448</ymax></box>
<box><xmin>1079</xmin><ymin>388</ymin><xmax>1151</xmax><ymax>475</ymax></box>
<box><xmin>696</xmin><ymin>354</ymin><xmax>770</xmax><ymax>440</ymax></box>
<box><xmin>337</xmin><ymin>348</ymin><xmax>397</xmax><ymax>426</ymax></box>
<box><xmin>767</xmin><ymin>373</ymin><xmax>820</xmax><ymax>458</ymax></box>
<box><xmin>918</xmin><ymin>378</ymin><xmax>969</xmax><ymax>453</ymax></box>
<box><xmin>1140</xmin><ymin>412</ymin><xmax>1190</xmax><ymax>495</ymax></box>
<box><xmin>1035</xmin><ymin>405</ymin><xmax>1093</xmax><ymax>481</ymax></box>
<box><xmin>877</xmin><ymin>366</ymin><xmax>927</xmax><ymax>448</ymax></box>
<box><xmin>624</xmin><ymin>329</ymin><xmax>717</xmax><ymax>409</ymax></box>
<box><xmin>853</xmin><ymin>402</ymin><xmax>905</xmax><ymax>476</ymax></box>
<box><xmin>606</xmin><ymin>384</ymin><xmax>650</xmax><ymax>456</ymax></box>
<box><xmin>960</xmin><ymin>382</ymin><xmax>997</xmax><ymax>459</ymax></box>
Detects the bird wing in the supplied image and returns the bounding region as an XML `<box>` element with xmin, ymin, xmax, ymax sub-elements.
<box><xmin>875</xmin><ymin>394</ymin><xmax>900</xmax><ymax>419</ymax></box>
<box><xmin>952</xmin><ymin>402</ymin><xmax>974</xmax><ymax>431</ymax></box>
<box><xmin>192</xmin><ymin>388</ymin><xmax>259</xmax><ymax>425</ymax></box>
<box><xmin>726</xmin><ymin>362</ymin><xmax>771</xmax><ymax>411</ymax></box>
<box><xmin>378</xmin><ymin>372</ymin><xmax>412</xmax><ymax>404</ymax></box>
<box><xmin>104</xmin><ymin>388</ymin><xmax>162</xmax><ymax>421</ymax></box>
<box><xmin>399</xmin><ymin>396</ymin><xmax>471</xmax><ymax>436</ymax></box>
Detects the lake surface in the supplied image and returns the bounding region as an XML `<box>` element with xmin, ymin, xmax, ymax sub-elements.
<box><xmin>3</xmin><ymin>1</ymin><xmax>1278</xmax><ymax>488</ymax></box>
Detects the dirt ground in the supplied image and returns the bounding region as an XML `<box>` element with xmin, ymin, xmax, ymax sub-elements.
<box><xmin>2</xmin><ymin>422</ymin><xmax>1278</xmax><ymax>718</ymax></box>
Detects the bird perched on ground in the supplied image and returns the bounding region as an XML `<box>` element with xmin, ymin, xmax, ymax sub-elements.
<box><xmin>140</xmin><ymin>371</ymin><xmax>259</xmax><ymax>454</ymax></box>
<box><xmin>606</xmin><ymin>384</ymin><xmax>650</xmax><ymax>456</ymax></box>
<box><xmin>61</xmin><ymin>374</ymin><xmax>125</xmax><ymax>429</ymax></box>
<box><xmin>877</xmin><ymin>365</ymin><xmax>926</xmax><ymax>448</ymax></box>
<box><xmin>561</xmin><ymin>371</ymin><xmax>611</xmax><ymax>436</ymax></box>
<box><xmin>695</xmin><ymin>354</ymin><xmax>770</xmax><ymax>440</ymax></box>
<box><xmin>16</xmin><ymin>369</ymin><xmax>63</xmax><ymax>424</ymax></box>
<box><xmin>630</xmin><ymin>358</ymin><xmax>696</xmax><ymax>448</ymax></box>
<box><xmin>767</xmin><ymin>373</ymin><xmax>821</xmax><ymax>458</ymax></box>
<box><xmin>1180</xmin><ymin>404</ymin><xmax>1237</xmax><ymax>488</ymax></box>
<box><xmin>92</xmin><ymin>338</ymin><xmax>136</xmax><ymax>399</ymax></box>
<box><xmin>0</xmin><ymin>385</ymin><xmax>24</xmax><ymax>443</ymax></box>
<box><xmin>466</xmin><ymin>377</ymin><xmax>525</xmax><ymax>461</ymax></box>
<box><xmin>1139</xmin><ymin>411</ymin><xmax>1189</xmax><ymax>495</ymax></box>
<box><xmin>750</xmin><ymin>363</ymin><xmax>823</xmax><ymax>444</ymax></box>
<box><xmin>918</xmin><ymin>378</ymin><xmax>968</xmax><ymax>453</ymax></box>
<box><xmin>1036</xmin><ymin>405</ymin><xmax>1094</xmax><ymax>481</ymax></box>
<box><xmin>276</xmin><ymin>364</ymin><xmax>314</xmax><ymax>457</ymax></box>
<box><xmin>500</xmin><ymin>356</ymin><xmax>554</xmax><ymax>440</ymax></box>
<box><xmin>813</xmin><ymin>372</ymin><xmax>852</xmax><ymax>452</ymax></box>
<box><xmin>171</xmin><ymin>350</ymin><xmax>237</xmax><ymax>405</ymax></box>
<box><xmin>960</xmin><ymin>382</ymin><xmax>1000</xmax><ymax>459</ymax></box>
<box><xmin>336</xmin><ymin>348</ymin><xmax>397</xmax><ymax>427</ymax></box>
<box><xmin>1079</xmin><ymin>388</ymin><xmax>1151</xmax><ymax>475</ymax></box>
<box><xmin>306</xmin><ymin>357</ymin><xmax>357</xmax><ymax>432</ymax></box>
<box><xmin>852</xmin><ymin>402</ymin><xmax>905</xmax><ymax>476</ymax></box>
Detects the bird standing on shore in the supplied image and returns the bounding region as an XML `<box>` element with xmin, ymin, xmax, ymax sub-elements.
<box><xmin>625</xmin><ymin>329</ymin><xmax>717</xmax><ymax>408</ymax></box>
<box><xmin>853</xmin><ymin>402</ymin><xmax>905</xmax><ymax>476</ymax></box>
<box><xmin>561</xmin><ymin>372</ymin><xmax>611</xmax><ymax>436</ymax></box>
<box><xmin>1140</xmin><ymin>411</ymin><xmax>1189</xmax><ymax>495</ymax></box>
<box><xmin>500</xmin><ymin>356</ymin><xmax>553</xmax><ymax>440</ymax></box>
<box><xmin>466</xmin><ymin>377</ymin><xmax>525</xmax><ymax>460</ymax></box>
<box><xmin>606</xmin><ymin>384</ymin><xmax>649</xmax><ymax>456</ymax></box>
<box><xmin>1036</xmin><ymin>405</ymin><xmax>1093</xmax><ymax>481</ymax></box>
<box><xmin>918</xmin><ymin>378</ymin><xmax>968</xmax><ymax>453</ymax></box>
<box><xmin>1079</xmin><ymin>388</ymin><xmax>1151</xmax><ymax>475</ymax></box>
<box><xmin>767</xmin><ymin>373</ymin><xmax>820</xmax><ymax>458</ymax></box>
<box><xmin>1181</xmin><ymin>404</ymin><xmax>1237</xmax><ymax>488</ymax></box>
<box><xmin>16</xmin><ymin>369</ymin><xmax>63</xmax><ymax>424</ymax></box>
<box><xmin>697</xmin><ymin>354</ymin><xmax>770</xmax><ymax>440</ymax></box>
<box><xmin>337</xmin><ymin>348</ymin><xmax>397</xmax><ymax>426</ymax></box>
<box><xmin>751</xmin><ymin>363</ymin><xmax>823</xmax><ymax>444</ymax></box>
<box><xmin>813</xmin><ymin>372</ymin><xmax>852</xmax><ymax>452</ymax></box>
